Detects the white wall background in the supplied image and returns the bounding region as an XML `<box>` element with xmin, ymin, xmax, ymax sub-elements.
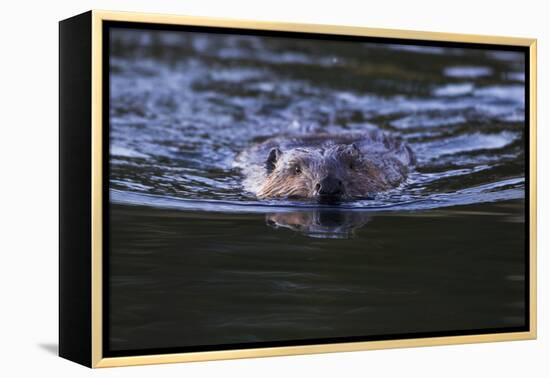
<box><xmin>0</xmin><ymin>0</ymin><xmax>546</xmax><ymax>376</ymax></box>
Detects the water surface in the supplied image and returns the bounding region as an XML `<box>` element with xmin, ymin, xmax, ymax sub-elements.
<box><xmin>107</xmin><ymin>28</ymin><xmax>527</xmax><ymax>353</ymax></box>
<box><xmin>109</xmin><ymin>29</ymin><xmax>525</xmax><ymax>212</ymax></box>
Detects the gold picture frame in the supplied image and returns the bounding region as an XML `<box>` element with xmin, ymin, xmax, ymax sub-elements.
<box><xmin>59</xmin><ymin>9</ymin><xmax>537</xmax><ymax>368</ymax></box>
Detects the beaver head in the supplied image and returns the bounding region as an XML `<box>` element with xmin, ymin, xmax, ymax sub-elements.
<box><xmin>257</xmin><ymin>143</ymin><xmax>383</xmax><ymax>202</ymax></box>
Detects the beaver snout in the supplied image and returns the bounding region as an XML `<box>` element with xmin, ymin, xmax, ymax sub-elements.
<box><xmin>315</xmin><ymin>176</ymin><xmax>343</xmax><ymax>201</ymax></box>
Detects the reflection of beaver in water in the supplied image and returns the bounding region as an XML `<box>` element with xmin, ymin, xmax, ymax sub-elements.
<box><xmin>235</xmin><ymin>131</ymin><xmax>415</xmax><ymax>202</ymax></box>
<box><xmin>266</xmin><ymin>210</ymin><xmax>371</xmax><ymax>239</ymax></box>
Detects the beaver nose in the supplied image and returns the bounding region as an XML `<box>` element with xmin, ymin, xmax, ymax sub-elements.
<box><xmin>316</xmin><ymin>176</ymin><xmax>343</xmax><ymax>197</ymax></box>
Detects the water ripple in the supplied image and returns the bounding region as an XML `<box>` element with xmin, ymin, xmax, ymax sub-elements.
<box><xmin>109</xmin><ymin>29</ymin><xmax>526</xmax><ymax>212</ymax></box>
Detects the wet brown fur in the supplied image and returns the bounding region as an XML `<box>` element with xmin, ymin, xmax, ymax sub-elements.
<box><xmin>235</xmin><ymin>131</ymin><xmax>415</xmax><ymax>201</ymax></box>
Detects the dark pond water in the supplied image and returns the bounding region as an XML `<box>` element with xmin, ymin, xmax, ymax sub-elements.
<box><xmin>109</xmin><ymin>201</ymin><xmax>525</xmax><ymax>352</ymax></box>
<box><xmin>107</xmin><ymin>28</ymin><xmax>527</xmax><ymax>353</ymax></box>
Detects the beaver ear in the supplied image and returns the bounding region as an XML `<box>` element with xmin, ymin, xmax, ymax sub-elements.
<box><xmin>265</xmin><ymin>148</ymin><xmax>282</xmax><ymax>173</ymax></box>
<box><xmin>346</xmin><ymin>143</ymin><xmax>360</xmax><ymax>156</ymax></box>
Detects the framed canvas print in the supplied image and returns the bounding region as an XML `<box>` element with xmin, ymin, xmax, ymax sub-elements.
<box><xmin>59</xmin><ymin>10</ymin><xmax>537</xmax><ymax>368</ymax></box>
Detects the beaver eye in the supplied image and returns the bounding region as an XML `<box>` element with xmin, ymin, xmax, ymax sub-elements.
<box><xmin>294</xmin><ymin>165</ymin><xmax>302</xmax><ymax>174</ymax></box>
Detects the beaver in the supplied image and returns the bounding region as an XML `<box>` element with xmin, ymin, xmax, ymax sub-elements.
<box><xmin>235</xmin><ymin>131</ymin><xmax>415</xmax><ymax>202</ymax></box>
